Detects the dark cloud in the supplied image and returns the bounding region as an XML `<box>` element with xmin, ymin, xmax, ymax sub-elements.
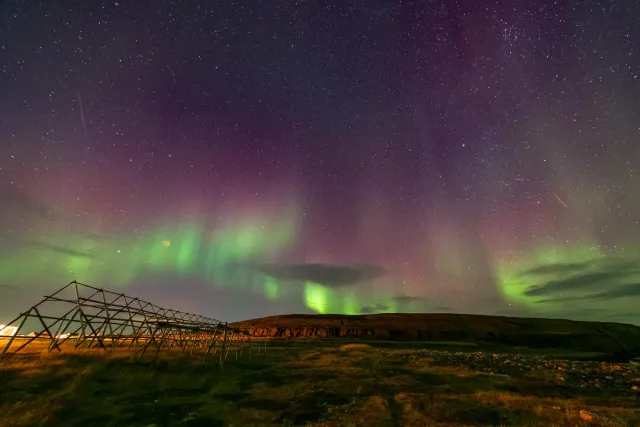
<box><xmin>0</xmin><ymin>187</ymin><xmax>61</xmax><ymax>221</ymax></box>
<box><xmin>523</xmin><ymin>261</ymin><xmax>595</xmax><ymax>276</ymax></box>
<box><xmin>539</xmin><ymin>283</ymin><xmax>640</xmax><ymax>303</ymax></box>
<box><xmin>360</xmin><ymin>303</ymin><xmax>390</xmax><ymax>314</ymax></box>
<box><xmin>0</xmin><ymin>187</ymin><xmax>113</xmax><ymax>241</ymax></box>
<box><xmin>525</xmin><ymin>271</ymin><xmax>625</xmax><ymax>296</ymax></box>
<box><xmin>27</xmin><ymin>242</ymin><xmax>98</xmax><ymax>259</ymax></box>
<box><xmin>522</xmin><ymin>258</ymin><xmax>640</xmax><ymax>297</ymax></box>
<box><xmin>259</xmin><ymin>263</ymin><xmax>385</xmax><ymax>287</ymax></box>
<box><xmin>391</xmin><ymin>295</ymin><xmax>423</xmax><ymax>304</ymax></box>
<box><xmin>592</xmin><ymin>284</ymin><xmax>640</xmax><ymax>300</ymax></box>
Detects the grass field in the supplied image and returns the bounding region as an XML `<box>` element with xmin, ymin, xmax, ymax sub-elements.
<box><xmin>1</xmin><ymin>339</ymin><xmax>639</xmax><ymax>426</ymax></box>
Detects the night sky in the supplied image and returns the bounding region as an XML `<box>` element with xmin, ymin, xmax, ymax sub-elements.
<box><xmin>1</xmin><ymin>0</ymin><xmax>639</xmax><ymax>324</ymax></box>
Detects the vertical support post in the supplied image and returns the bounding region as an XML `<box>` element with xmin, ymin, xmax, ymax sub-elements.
<box><xmin>74</xmin><ymin>282</ymin><xmax>88</xmax><ymax>347</ymax></box>
<box><xmin>32</xmin><ymin>307</ymin><xmax>61</xmax><ymax>352</ymax></box>
<box><xmin>100</xmin><ymin>291</ymin><xmax>115</xmax><ymax>349</ymax></box>
<box><xmin>219</xmin><ymin>323</ymin><xmax>229</xmax><ymax>369</ymax></box>
<box><xmin>202</xmin><ymin>327</ymin><xmax>220</xmax><ymax>365</ymax></box>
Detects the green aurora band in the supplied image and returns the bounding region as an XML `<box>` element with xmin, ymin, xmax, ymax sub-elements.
<box><xmin>3</xmin><ymin>213</ymin><xmax>638</xmax><ymax>318</ymax></box>
<box><xmin>1</xmin><ymin>217</ymin><xmax>294</xmax><ymax>290</ymax></box>
<box><xmin>494</xmin><ymin>243</ymin><xmax>640</xmax><ymax>323</ymax></box>
<box><xmin>0</xmin><ymin>209</ymin><xmax>387</xmax><ymax>314</ymax></box>
<box><xmin>303</xmin><ymin>282</ymin><xmax>365</xmax><ymax>315</ymax></box>
<box><xmin>495</xmin><ymin>244</ymin><xmax>604</xmax><ymax>305</ymax></box>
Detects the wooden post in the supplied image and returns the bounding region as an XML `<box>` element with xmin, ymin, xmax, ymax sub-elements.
<box><xmin>219</xmin><ymin>323</ymin><xmax>229</xmax><ymax>369</ymax></box>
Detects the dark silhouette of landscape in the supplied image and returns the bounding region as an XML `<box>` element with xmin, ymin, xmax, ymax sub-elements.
<box><xmin>232</xmin><ymin>313</ymin><xmax>640</xmax><ymax>356</ymax></box>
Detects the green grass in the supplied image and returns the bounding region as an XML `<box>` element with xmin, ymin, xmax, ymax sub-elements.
<box><xmin>0</xmin><ymin>341</ymin><xmax>638</xmax><ymax>426</ymax></box>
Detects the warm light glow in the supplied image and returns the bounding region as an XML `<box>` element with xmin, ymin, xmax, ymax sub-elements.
<box><xmin>0</xmin><ymin>324</ymin><xmax>18</xmax><ymax>337</ymax></box>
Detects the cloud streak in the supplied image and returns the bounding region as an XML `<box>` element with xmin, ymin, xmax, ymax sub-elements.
<box><xmin>524</xmin><ymin>270</ymin><xmax>631</xmax><ymax>296</ymax></box>
<box><xmin>523</xmin><ymin>260</ymin><xmax>596</xmax><ymax>276</ymax></box>
<box><xmin>391</xmin><ymin>295</ymin><xmax>424</xmax><ymax>304</ymax></box>
<box><xmin>522</xmin><ymin>257</ymin><xmax>640</xmax><ymax>305</ymax></box>
<box><xmin>360</xmin><ymin>303</ymin><xmax>391</xmax><ymax>314</ymax></box>
<box><xmin>0</xmin><ymin>187</ymin><xmax>61</xmax><ymax>221</ymax></box>
<box><xmin>27</xmin><ymin>242</ymin><xmax>98</xmax><ymax>259</ymax></box>
<box><xmin>0</xmin><ymin>187</ymin><xmax>115</xmax><ymax>241</ymax></box>
<box><xmin>538</xmin><ymin>283</ymin><xmax>640</xmax><ymax>303</ymax></box>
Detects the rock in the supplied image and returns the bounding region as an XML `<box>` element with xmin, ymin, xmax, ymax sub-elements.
<box><xmin>370</xmin><ymin>395</ymin><xmax>386</xmax><ymax>408</ymax></box>
<box><xmin>579</xmin><ymin>410</ymin><xmax>594</xmax><ymax>422</ymax></box>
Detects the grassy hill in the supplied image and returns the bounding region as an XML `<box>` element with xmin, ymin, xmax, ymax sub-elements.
<box><xmin>231</xmin><ymin>313</ymin><xmax>640</xmax><ymax>355</ymax></box>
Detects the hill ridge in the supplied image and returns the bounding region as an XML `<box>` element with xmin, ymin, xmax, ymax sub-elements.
<box><xmin>230</xmin><ymin>312</ymin><xmax>640</xmax><ymax>354</ymax></box>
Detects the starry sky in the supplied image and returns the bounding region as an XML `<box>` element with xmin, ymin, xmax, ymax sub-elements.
<box><xmin>1</xmin><ymin>0</ymin><xmax>639</xmax><ymax>325</ymax></box>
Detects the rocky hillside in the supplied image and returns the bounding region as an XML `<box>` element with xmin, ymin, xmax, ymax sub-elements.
<box><xmin>230</xmin><ymin>313</ymin><xmax>640</xmax><ymax>354</ymax></box>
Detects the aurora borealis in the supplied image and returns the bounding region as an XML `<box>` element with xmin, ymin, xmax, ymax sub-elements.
<box><xmin>1</xmin><ymin>1</ymin><xmax>639</xmax><ymax>324</ymax></box>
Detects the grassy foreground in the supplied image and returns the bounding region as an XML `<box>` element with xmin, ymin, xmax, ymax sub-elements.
<box><xmin>1</xmin><ymin>340</ymin><xmax>639</xmax><ymax>426</ymax></box>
